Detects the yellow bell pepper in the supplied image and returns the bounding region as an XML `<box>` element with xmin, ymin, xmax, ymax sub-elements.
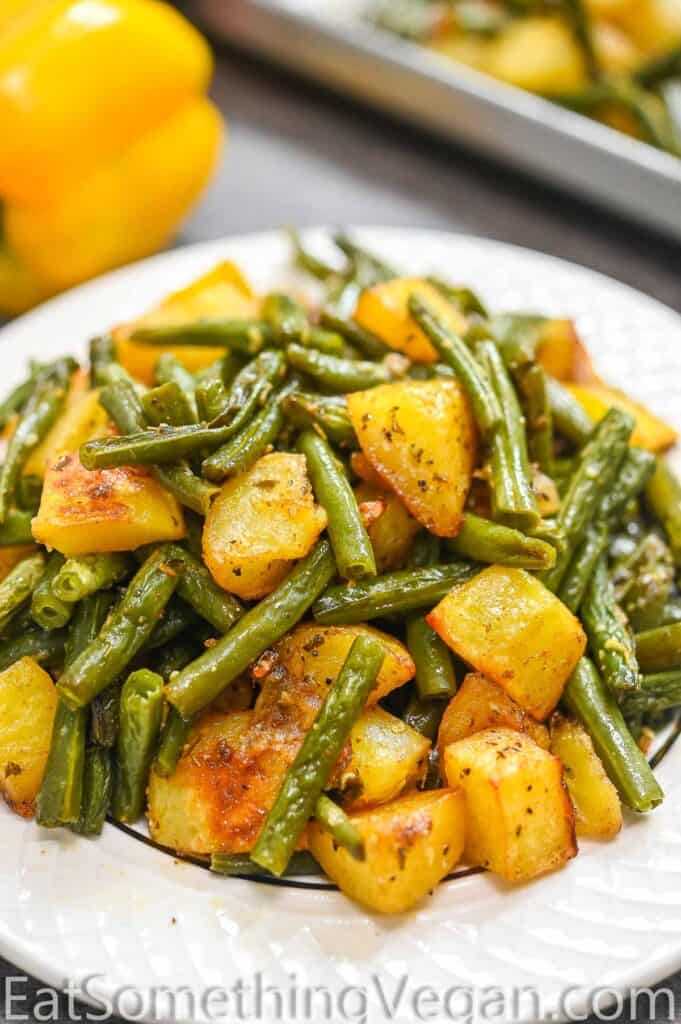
<box><xmin>0</xmin><ymin>0</ymin><xmax>224</xmax><ymax>314</ymax></box>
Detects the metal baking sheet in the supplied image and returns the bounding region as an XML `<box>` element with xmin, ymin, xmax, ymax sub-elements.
<box><xmin>192</xmin><ymin>0</ymin><xmax>681</xmax><ymax>240</ymax></box>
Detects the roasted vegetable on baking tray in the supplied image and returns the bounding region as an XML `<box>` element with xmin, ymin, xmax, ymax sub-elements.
<box><xmin>0</xmin><ymin>230</ymin><xmax>678</xmax><ymax>915</ymax></box>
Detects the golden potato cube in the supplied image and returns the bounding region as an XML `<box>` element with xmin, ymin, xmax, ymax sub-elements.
<box><xmin>114</xmin><ymin>261</ymin><xmax>259</xmax><ymax>383</ymax></box>
<box><xmin>567</xmin><ymin>384</ymin><xmax>678</xmax><ymax>452</ymax></box>
<box><xmin>0</xmin><ymin>657</ymin><xmax>58</xmax><ymax>818</ymax></box>
<box><xmin>437</xmin><ymin>672</ymin><xmax>549</xmax><ymax>758</ymax></box>
<box><xmin>309</xmin><ymin>789</ymin><xmax>465</xmax><ymax>913</ymax></box>
<box><xmin>339</xmin><ymin>707</ymin><xmax>431</xmax><ymax>810</ymax></box>
<box><xmin>428</xmin><ymin>566</ymin><xmax>586</xmax><ymax>720</ymax></box>
<box><xmin>355</xmin><ymin>278</ymin><xmax>467</xmax><ymax>363</ymax></box>
<box><xmin>347</xmin><ymin>379</ymin><xmax>477</xmax><ymax>537</ymax></box>
<box><xmin>264</xmin><ymin>622</ymin><xmax>415</xmax><ymax>706</ymax></box>
<box><xmin>550</xmin><ymin>714</ymin><xmax>622</xmax><ymax>838</ymax></box>
<box><xmin>31</xmin><ymin>452</ymin><xmax>185</xmax><ymax>556</ymax></box>
<box><xmin>355</xmin><ymin>481</ymin><xmax>420</xmax><ymax>573</ymax></box>
<box><xmin>202</xmin><ymin>452</ymin><xmax>327</xmax><ymax>599</ymax></box>
<box><xmin>24</xmin><ymin>370</ymin><xmax>112</xmax><ymax>478</ymax></box>
<box><xmin>487</xmin><ymin>17</ymin><xmax>587</xmax><ymax>93</ymax></box>
<box><xmin>444</xmin><ymin>727</ymin><xmax>577</xmax><ymax>882</ymax></box>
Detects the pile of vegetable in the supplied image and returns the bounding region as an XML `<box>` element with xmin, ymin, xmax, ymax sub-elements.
<box><xmin>371</xmin><ymin>0</ymin><xmax>681</xmax><ymax>157</ymax></box>
<box><xmin>0</xmin><ymin>230</ymin><xmax>679</xmax><ymax>914</ymax></box>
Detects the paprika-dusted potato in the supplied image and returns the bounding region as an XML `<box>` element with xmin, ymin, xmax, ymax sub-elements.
<box><xmin>32</xmin><ymin>452</ymin><xmax>185</xmax><ymax>556</ymax></box>
<box><xmin>567</xmin><ymin>384</ymin><xmax>678</xmax><ymax>452</ymax></box>
<box><xmin>0</xmin><ymin>657</ymin><xmax>58</xmax><ymax>818</ymax></box>
<box><xmin>202</xmin><ymin>452</ymin><xmax>327</xmax><ymax>600</ymax></box>
<box><xmin>354</xmin><ymin>481</ymin><xmax>420</xmax><ymax>573</ymax></box>
<box><xmin>309</xmin><ymin>789</ymin><xmax>465</xmax><ymax>913</ymax></box>
<box><xmin>263</xmin><ymin>622</ymin><xmax>415</xmax><ymax>706</ymax></box>
<box><xmin>428</xmin><ymin>566</ymin><xmax>586</xmax><ymax>720</ymax></box>
<box><xmin>355</xmin><ymin>278</ymin><xmax>467</xmax><ymax>363</ymax></box>
<box><xmin>550</xmin><ymin>714</ymin><xmax>622</xmax><ymax>838</ymax></box>
<box><xmin>24</xmin><ymin>371</ymin><xmax>112</xmax><ymax>478</ymax></box>
<box><xmin>437</xmin><ymin>673</ymin><xmax>550</xmax><ymax>757</ymax></box>
<box><xmin>347</xmin><ymin>379</ymin><xmax>477</xmax><ymax>537</ymax></box>
<box><xmin>115</xmin><ymin>261</ymin><xmax>259</xmax><ymax>383</ymax></box>
<box><xmin>339</xmin><ymin>707</ymin><xmax>430</xmax><ymax>810</ymax></box>
<box><xmin>444</xmin><ymin>727</ymin><xmax>577</xmax><ymax>882</ymax></box>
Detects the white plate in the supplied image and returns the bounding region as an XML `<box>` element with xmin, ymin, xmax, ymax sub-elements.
<box><xmin>2</xmin><ymin>228</ymin><xmax>681</xmax><ymax>1024</ymax></box>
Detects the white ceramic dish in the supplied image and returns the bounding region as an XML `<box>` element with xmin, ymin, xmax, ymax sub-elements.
<box><xmin>1</xmin><ymin>228</ymin><xmax>681</xmax><ymax>1024</ymax></box>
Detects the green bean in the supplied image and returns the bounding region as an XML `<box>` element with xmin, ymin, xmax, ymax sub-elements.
<box><xmin>614</xmin><ymin>533</ymin><xmax>674</xmax><ymax>632</ymax></box>
<box><xmin>313</xmin><ymin>562</ymin><xmax>477</xmax><ymax>625</ymax></box>
<box><xmin>80</xmin><ymin>421</ymin><xmax>240</xmax><ymax>469</ymax></box>
<box><xmin>58</xmin><ymin>547</ymin><xmax>180</xmax><ymax>708</ymax></box>
<box><xmin>288</xmin><ymin>228</ymin><xmax>341</xmax><ymax>282</ymax></box>
<box><xmin>447</xmin><ymin>513</ymin><xmax>555</xmax><ymax>570</ymax></box>
<box><xmin>99</xmin><ymin>364</ymin><xmax>145</xmax><ymax>433</ymax></box>
<box><xmin>157</xmin><ymin>461</ymin><xmax>219</xmax><ymax>517</ymax></box>
<box><xmin>141</xmin><ymin>381</ymin><xmax>197</xmax><ymax>427</ymax></box>
<box><xmin>195</xmin><ymin>358</ymin><xmax>231</xmax><ymax>422</ymax></box>
<box><xmin>314</xmin><ymin>794</ymin><xmax>365</xmax><ymax>861</ymax></box>
<box><xmin>0</xmin><ymin>358</ymin><xmax>74</xmax><ymax>522</ymax></box>
<box><xmin>319</xmin><ymin>308</ymin><xmax>390</xmax><ymax>360</ymax></box>
<box><xmin>558</xmin><ymin>522</ymin><xmax>608</xmax><ymax>614</ymax></box>
<box><xmin>409</xmin><ymin>296</ymin><xmax>501</xmax><ymax>439</ymax></box>
<box><xmin>146</xmin><ymin>598</ymin><xmax>200</xmax><ymax>650</ymax></box>
<box><xmin>166</xmin><ymin>539</ymin><xmax>336</xmax><ymax>719</ymax></box>
<box><xmin>0</xmin><ymin>628</ymin><xmax>66</xmax><ymax>672</ymax></box>
<box><xmin>519</xmin><ymin>363</ymin><xmax>553</xmax><ymax>473</ymax></box>
<box><xmin>183</xmin><ymin>510</ymin><xmax>204</xmax><ymax>558</ymax></box>
<box><xmin>281</xmin><ymin>391</ymin><xmax>356</xmax><ymax>448</ymax></box>
<box><xmin>298</xmin><ymin>429</ymin><xmax>375</xmax><ymax>580</ymax></box>
<box><xmin>154</xmin><ymin>707</ymin><xmax>192</xmax><ymax>778</ymax></box>
<box><xmin>541</xmin><ymin>408</ymin><xmax>633</xmax><ymax>591</ymax></box>
<box><xmin>622</xmin><ymin>670</ymin><xmax>681</xmax><ymax>719</ymax></box>
<box><xmin>131</xmin><ymin>318</ymin><xmax>272</xmax><ymax>354</ymax></box>
<box><xmin>90</xmin><ymin>685</ymin><xmax>120</xmax><ymax>749</ymax></box>
<box><xmin>581</xmin><ymin>556</ymin><xmax>639</xmax><ymax>694</ymax></box>
<box><xmin>89</xmin><ymin>335</ymin><xmax>116</xmax><ymax>387</ymax></box>
<box><xmin>0</xmin><ymin>552</ymin><xmax>45</xmax><ymax>633</ymax></box>
<box><xmin>251</xmin><ymin>633</ymin><xmax>384</xmax><ymax>875</ymax></box>
<box><xmin>635</xmin><ymin>42</ymin><xmax>681</xmax><ymax>86</ymax></box>
<box><xmin>52</xmin><ymin>553</ymin><xmax>132</xmax><ymax>604</ymax></box>
<box><xmin>30</xmin><ymin>552</ymin><xmax>74</xmax><ymax>630</ymax></box>
<box><xmin>210</xmin><ymin>851</ymin><xmax>320</xmax><ymax>877</ymax></box>
<box><xmin>160</xmin><ymin>544</ymin><xmax>244</xmax><ymax>634</ymax></box>
<box><xmin>0</xmin><ymin>370</ymin><xmax>39</xmax><ymax>430</ymax></box>
<box><xmin>636</xmin><ymin>622</ymin><xmax>681</xmax><ymax>673</ymax></box>
<box><xmin>599</xmin><ymin>447</ymin><xmax>656</xmax><ymax>524</ymax></box>
<box><xmin>407</xmin><ymin>615</ymin><xmax>458</xmax><ymax>701</ymax></box>
<box><xmin>286</xmin><ymin>344</ymin><xmax>393</xmax><ymax>393</ymax></box>
<box><xmin>35</xmin><ymin>700</ymin><xmax>87</xmax><ymax>827</ymax></box>
<box><xmin>64</xmin><ymin>591</ymin><xmax>115</xmax><ymax>670</ymax></box>
<box><xmin>426</xmin><ymin>277</ymin><xmax>488</xmax><ymax>318</ymax></box>
<box><xmin>211</xmin><ymin>349</ymin><xmax>286</xmax><ymax>435</ymax></box>
<box><xmin>333</xmin><ymin>234</ymin><xmax>396</xmax><ymax>284</ymax></box>
<box><xmin>262</xmin><ymin>293</ymin><xmax>345</xmax><ymax>355</ymax></box>
<box><xmin>645</xmin><ymin>458</ymin><xmax>681</xmax><ymax>566</ymax></box>
<box><xmin>403</xmin><ymin>694</ymin><xmax>445</xmax><ymax>742</ymax></box>
<box><xmin>112</xmin><ymin>669</ymin><xmax>164</xmax><ymax>823</ymax></box>
<box><xmin>155</xmin><ymin>353</ymin><xmax>199</xmax><ymax>422</ymax></box>
<box><xmin>564</xmin><ymin>0</ymin><xmax>599</xmax><ymax>77</ymax></box>
<box><xmin>563</xmin><ymin>657</ymin><xmax>662</xmax><ymax>811</ymax></box>
<box><xmin>0</xmin><ymin>509</ymin><xmax>35</xmax><ymax>546</ymax></box>
<box><xmin>153</xmin><ymin>630</ymin><xmax>210</xmax><ymax>680</ymax></box>
<box><xmin>72</xmin><ymin>748</ymin><xmax>112</xmax><ymax>836</ymax></box>
<box><xmin>546</xmin><ymin>376</ymin><xmax>594</xmax><ymax>447</ymax></box>
<box><xmin>16</xmin><ymin>475</ymin><xmax>42</xmax><ymax>514</ymax></box>
<box><xmin>408</xmin><ymin>530</ymin><xmax>441</xmax><ymax>569</ymax></box>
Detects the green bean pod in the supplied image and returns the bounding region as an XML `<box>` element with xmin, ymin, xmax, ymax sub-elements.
<box><xmin>333</xmin><ymin>234</ymin><xmax>396</xmax><ymax>283</ymax></box>
<box><xmin>211</xmin><ymin>349</ymin><xmax>286</xmax><ymax>435</ymax></box>
<box><xmin>0</xmin><ymin>509</ymin><xmax>35</xmax><ymax>546</ymax></box>
<box><xmin>157</xmin><ymin>544</ymin><xmax>244</xmax><ymax>634</ymax></box>
<box><xmin>581</xmin><ymin>556</ymin><xmax>640</xmax><ymax>694</ymax></box>
<box><xmin>314</xmin><ymin>794</ymin><xmax>365</xmax><ymax>861</ymax></box>
<box><xmin>546</xmin><ymin>376</ymin><xmax>594</xmax><ymax>447</ymax></box>
<box><xmin>0</xmin><ymin>628</ymin><xmax>66</xmax><ymax>673</ymax></box>
<box><xmin>131</xmin><ymin>318</ymin><xmax>272</xmax><ymax>354</ymax></box>
<box><xmin>72</xmin><ymin>747</ymin><xmax>113</xmax><ymax>836</ymax></box>
<box><xmin>30</xmin><ymin>552</ymin><xmax>74</xmax><ymax>631</ymax></box>
<box><xmin>89</xmin><ymin>335</ymin><xmax>116</xmax><ymax>387</ymax></box>
<box><xmin>112</xmin><ymin>669</ymin><xmax>164</xmax><ymax>823</ymax></box>
<box><xmin>599</xmin><ymin>447</ymin><xmax>656</xmax><ymax>524</ymax></box>
<box><xmin>155</xmin><ymin>353</ymin><xmax>199</xmax><ymax>422</ymax></box>
<box><xmin>298</xmin><ymin>428</ymin><xmax>376</xmax><ymax>580</ymax></box>
<box><xmin>319</xmin><ymin>309</ymin><xmax>390</xmax><ymax>360</ymax></box>
<box><xmin>0</xmin><ymin>370</ymin><xmax>40</xmax><ymax>430</ymax></box>
<box><xmin>286</xmin><ymin>344</ymin><xmax>393</xmax><ymax>392</ymax></box>
<box><xmin>35</xmin><ymin>700</ymin><xmax>87</xmax><ymax>827</ymax></box>
<box><xmin>562</xmin><ymin>657</ymin><xmax>663</xmax><ymax>812</ymax></box>
<box><xmin>614</xmin><ymin>533</ymin><xmax>674</xmax><ymax>632</ymax></box>
<box><xmin>64</xmin><ymin>591</ymin><xmax>115</xmax><ymax>670</ymax></box>
<box><xmin>90</xmin><ymin>685</ymin><xmax>120</xmax><ymax>749</ymax></box>
<box><xmin>313</xmin><ymin>562</ymin><xmax>477</xmax><ymax>625</ymax></box>
<box><xmin>146</xmin><ymin>598</ymin><xmax>200</xmax><ymax>650</ymax></box>
<box><xmin>195</xmin><ymin>358</ymin><xmax>231</xmax><ymax>422</ymax></box>
<box><xmin>645</xmin><ymin>458</ymin><xmax>681</xmax><ymax>565</ymax></box>
<box><xmin>403</xmin><ymin>694</ymin><xmax>445</xmax><ymax>742</ymax></box>
<box><xmin>407</xmin><ymin>615</ymin><xmax>458</xmax><ymax>701</ymax></box>
<box><xmin>622</xmin><ymin>670</ymin><xmax>681</xmax><ymax>719</ymax></box>
<box><xmin>427</xmin><ymin>277</ymin><xmax>488</xmax><ymax>318</ymax></box>
<box><xmin>210</xmin><ymin>851</ymin><xmax>320</xmax><ymax>877</ymax></box>
<box><xmin>166</xmin><ymin>539</ymin><xmax>336</xmax><ymax>720</ymax></box>
<box><xmin>557</xmin><ymin>522</ymin><xmax>609</xmax><ymax>614</ymax></box>
<box><xmin>16</xmin><ymin>475</ymin><xmax>42</xmax><ymax>514</ymax></box>
<box><xmin>154</xmin><ymin>707</ymin><xmax>193</xmax><ymax>778</ymax></box>
<box><xmin>52</xmin><ymin>553</ymin><xmax>132</xmax><ymax>604</ymax></box>
<box><xmin>281</xmin><ymin>391</ymin><xmax>356</xmax><ymax>448</ymax></box>
<box><xmin>251</xmin><ymin>633</ymin><xmax>384</xmax><ymax>875</ymax></box>
<box><xmin>446</xmin><ymin>513</ymin><xmax>556</xmax><ymax>569</ymax></box>
<box><xmin>0</xmin><ymin>552</ymin><xmax>45</xmax><ymax>633</ymax></box>
<box><xmin>519</xmin><ymin>363</ymin><xmax>553</xmax><ymax>473</ymax></box>
<box><xmin>141</xmin><ymin>381</ymin><xmax>197</xmax><ymax>427</ymax></box>
<box><xmin>636</xmin><ymin>622</ymin><xmax>681</xmax><ymax>673</ymax></box>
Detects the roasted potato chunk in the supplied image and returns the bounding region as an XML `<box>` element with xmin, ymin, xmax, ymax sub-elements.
<box><xmin>0</xmin><ymin>657</ymin><xmax>58</xmax><ymax>818</ymax></box>
<box><xmin>309</xmin><ymin>789</ymin><xmax>465</xmax><ymax>913</ymax></box>
<box><xmin>347</xmin><ymin>380</ymin><xmax>477</xmax><ymax>537</ymax></box>
<box><xmin>437</xmin><ymin>673</ymin><xmax>549</xmax><ymax>757</ymax></box>
<box><xmin>339</xmin><ymin>707</ymin><xmax>430</xmax><ymax>810</ymax></box>
<box><xmin>567</xmin><ymin>384</ymin><xmax>678</xmax><ymax>452</ymax></box>
<box><xmin>428</xmin><ymin>566</ymin><xmax>586</xmax><ymax>720</ymax></box>
<box><xmin>550</xmin><ymin>714</ymin><xmax>622</xmax><ymax>838</ymax></box>
<box><xmin>354</xmin><ymin>482</ymin><xmax>420</xmax><ymax>573</ymax></box>
<box><xmin>487</xmin><ymin>17</ymin><xmax>587</xmax><ymax>93</ymax></box>
<box><xmin>262</xmin><ymin>622</ymin><xmax>415</xmax><ymax>706</ymax></box>
<box><xmin>24</xmin><ymin>370</ymin><xmax>111</xmax><ymax>478</ymax></box>
<box><xmin>31</xmin><ymin>452</ymin><xmax>185</xmax><ymax>555</ymax></box>
<box><xmin>202</xmin><ymin>452</ymin><xmax>327</xmax><ymax>599</ymax></box>
<box><xmin>355</xmin><ymin>278</ymin><xmax>467</xmax><ymax>363</ymax></box>
<box><xmin>115</xmin><ymin>261</ymin><xmax>259</xmax><ymax>383</ymax></box>
<box><xmin>444</xmin><ymin>728</ymin><xmax>577</xmax><ymax>883</ymax></box>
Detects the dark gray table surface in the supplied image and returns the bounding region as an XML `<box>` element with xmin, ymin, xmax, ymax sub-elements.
<box><xmin>2</xmin><ymin>43</ymin><xmax>681</xmax><ymax>1023</ymax></box>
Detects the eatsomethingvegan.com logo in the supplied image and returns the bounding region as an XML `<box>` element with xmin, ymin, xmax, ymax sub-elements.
<box><xmin>2</xmin><ymin>974</ymin><xmax>678</xmax><ymax>1022</ymax></box>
